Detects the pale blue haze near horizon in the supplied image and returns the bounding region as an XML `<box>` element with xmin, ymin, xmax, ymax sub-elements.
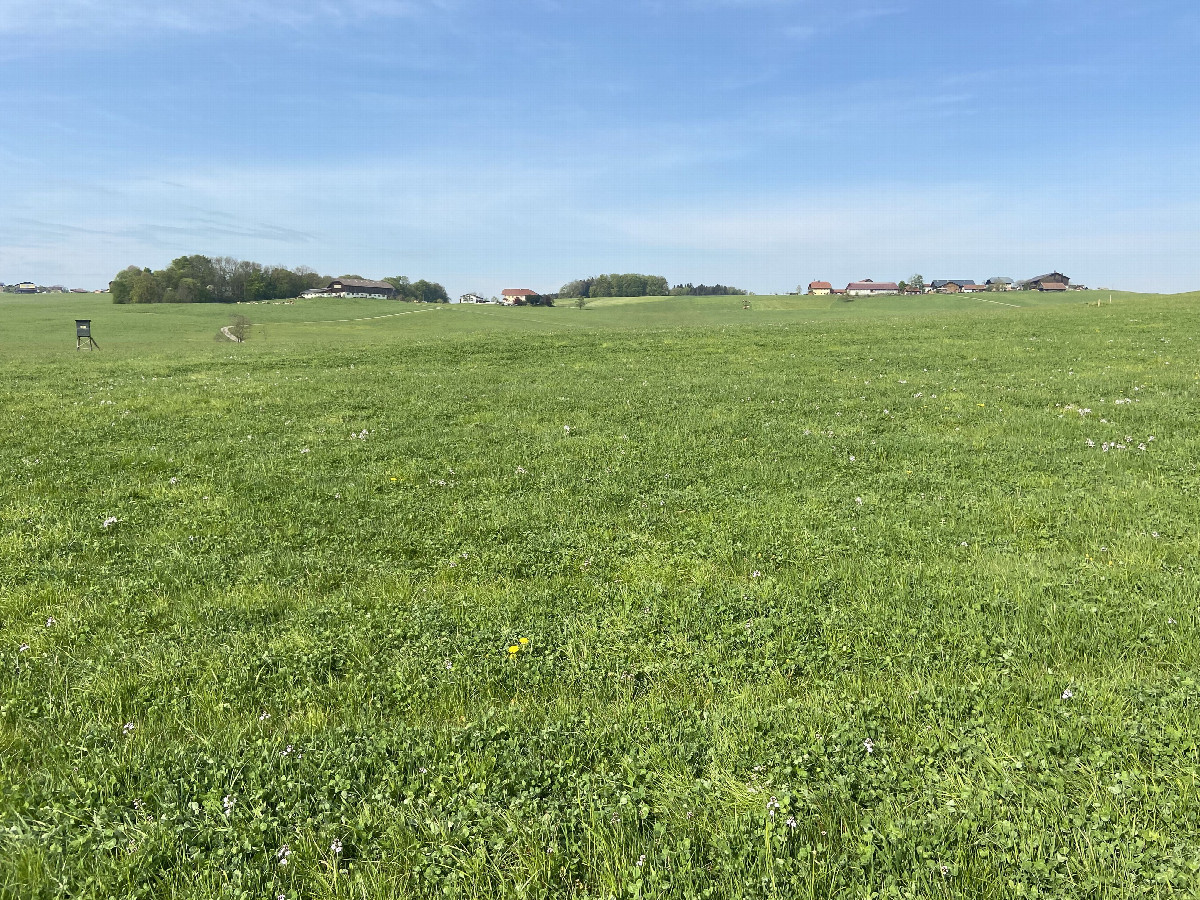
<box><xmin>1</xmin><ymin>0</ymin><xmax>1198</xmax><ymax>295</ymax></box>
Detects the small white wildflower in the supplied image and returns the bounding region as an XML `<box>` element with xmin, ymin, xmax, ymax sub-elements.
<box><xmin>785</xmin><ymin>815</ymin><xmax>797</xmax><ymax>830</ymax></box>
<box><xmin>222</xmin><ymin>794</ymin><xmax>236</xmax><ymax>814</ymax></box>
<box><xmin>300</xmin><ymin>448</ymin><xmax>310</xmax><ymax>454</ymax></box>
<box><xmin>276</xmin><ymin>844</ymin><xmax>292</xmax><ymax>866</ymax></box>
<box><xmin>330</xmin><ymin>838</ymin><xmax>343</xmax><ymax>855</ymax></box>
<box><xmin>1151</xmin><ymin>531</ymin><xmax>1159</xmax><ymax>538</ymax></box>
<box><xmin>168</xmin><ymin>477</ymin><xmax>177</xmax><ymax>485</ymax></box>
<box><xmin>1061</xmin><ymin>688</ymin><xmax>1073</xmax><ymax>700</ymax></box>
<box><xmin>259</xmin><ymin>711</ymin><xmax>270</xmax><ymax>721</ymax></box>
<box><xmin>444</xmin><ymin>659</ymin><xmax>453</xmax><ymax>671</ymax></box>
<box><xmin>102</xmin><ymin>516</ymin><xmax>118</xmax><ymax>529</ymax></box>
<box><xmin>19</xmin><ymin>643</ymin><xmax>29</xmax><ymax>653</ymax></box>
<box><xmin>940</xmin><ymin>864</ymin><xmax>950</xmax><ymax>875</ymax></box>
<box><xmin>122</xmin><ymin>722</ymin><xmax>136</xmax><ymax>735</ymax></box>
<box><xmin>751</xmin><ymin>570</ymin><xmax>761</xmax><ymax>578</ymax></box>
<box><xmin>849</xmin><ymin>455</ymin><xmax>856</xmax><ymax>461</ymax></box>
<box><xmin>46</xmin><ymin>617</ymin><xmax>56</xmax><ymax>627</ymax></box>
<box><xmin>863</xmin><ymin>738</ymin><xmax>875</xmax><ymax>754</ymax></box>
<box><xmin>1086</xmin><ymin>439</ymin><xmax>1095</xmax><ymax>447</ymax></box>
<box><xmin>636</xmin><ymin>854</ymin><xmax>646</xmax><ymax>867</ymax></box>
<box><xmin>855</xmin><ymin>497</ymin><xmax>863</xmax><ymax>505</ymax></box>
<box><xmin>563</xmin><ymin>425</ymin><xmax>571</xmax><ymax>433</ymax></box>
<box><xmin>1168</xmin><ymin>618</ymin><xmax>1176</xmax><ymax>625</ymax></box>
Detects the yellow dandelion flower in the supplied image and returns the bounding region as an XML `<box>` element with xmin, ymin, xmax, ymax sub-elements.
<box><xmin>518</xmin><ymin>637</ymin><xmax>529</xmax><ymax>645</ymax></box>
<box><xmin>508</xmin><ymin>645</ymin><xmax>520</xmax><ymax>654</ymax></box>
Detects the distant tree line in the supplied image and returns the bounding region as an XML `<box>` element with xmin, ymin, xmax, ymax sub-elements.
<box><xmin>667</xmin><ymin>283</ymin><xmax>747</xmax><ymax>296</ymax></box>
<box><xmin>111</xmin><ymin>256</ymin><xmax>328</xmax><ymax>304</ymax></box>
<box><xmin>558</xmin><ymin>274</ymin><xmax>670</xmax><ymax>299</ymax></box>
<box><xmin>383</xmin><ymin>276</ymin><xmax>450</xmax><ymax>303</ymax></box>
<box><xmin>558</xmin><ymin>274</ymin><xmax>747</xmax><ymax>299</ymax></box>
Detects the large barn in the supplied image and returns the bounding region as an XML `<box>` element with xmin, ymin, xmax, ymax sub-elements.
<box><xmin>1020</xmin><ymin>272</ymin><xmax>1070</xmax><ymax>290</ymax></box>
<box><xmin>846</xmin><ymin>280</ymin><xmax>900</xmax><ymax>296</ymax></box>
<box><xmin>306</xmin><ymin>278</ymin><xmax>396</xmax><ymax>299</ymax></box>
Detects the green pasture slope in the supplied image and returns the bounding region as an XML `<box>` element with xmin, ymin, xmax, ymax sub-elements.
<box><xmin>2</xmin><ymin>290</ymin><xmax>1199</xmax><ymax>898</ymax></box>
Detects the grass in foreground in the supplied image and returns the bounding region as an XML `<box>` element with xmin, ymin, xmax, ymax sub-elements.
<box><xmin>1</xmin><ymin>292</ymin><xmax>1198</xmax><ymax>898</ymax></box>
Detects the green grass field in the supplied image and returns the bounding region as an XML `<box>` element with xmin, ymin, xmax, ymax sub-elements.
<box><xmin>2</xmin><ymin>290</ymin><xmax>1199</xmax><ymax>898</ymax></box>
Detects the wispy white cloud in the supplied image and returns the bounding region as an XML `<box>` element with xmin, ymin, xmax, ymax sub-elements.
<box><xmin>598</xmin><ymin>185</ymin><xmax>1200</xmax><ymax>292</ymax></box>
<box><xmin>5</xmin><ymin>154</ymin><xmax>1198</xmax><ymax>293</ymax></box>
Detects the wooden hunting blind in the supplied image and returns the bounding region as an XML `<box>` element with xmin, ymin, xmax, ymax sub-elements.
<box><xmin>76</xmin><ymin>320</ymin><xmax>99</xmax><ymax>350</ymax></box>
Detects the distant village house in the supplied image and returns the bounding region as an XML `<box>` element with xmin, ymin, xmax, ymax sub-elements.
<box><xmin>808</xmin><ymin>281</ymin><xmax>832</xmax><ymax>295</ymax></box>
<box><xmin>501</xmin><ymin>289</ymin><xmax>539</xmax><ymax>306</ymax></box>
<box><xmin>846</xmin><ymin>280</ymin><xmax>900</xmax><ymax>296</ymax></box>
<box><xmin>930</xmin><ymin>280</ymin><xmax>973</xmax><ymax>293</ymax></box>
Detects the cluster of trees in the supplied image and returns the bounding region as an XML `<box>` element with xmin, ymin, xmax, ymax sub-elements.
<box><xmin>667</xmin><ymin>283</ymin><xmax>747</xmax><ymax>296</ymax></box>
<box><xmin>111</xmin><ymin>256</ymin><xmax>328</xmax><ymax>304</ymax></box>
<box><xmin>558</xmin><ymin>274</ymin><xmax>670</xmax><ymax>299</ymax></box>
<box><xmin>558</xmin><ymin>275</ymin><xmax>750</xmax><ymax>299</ymax></box>
<box><xmin>382</xmin><ymin>276</ymin><xmax>449</xmax><ymax>303</ymax></box>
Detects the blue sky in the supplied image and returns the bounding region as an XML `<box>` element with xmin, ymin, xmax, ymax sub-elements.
<box><xmin>2</xmin><ymin>0</ymin><xmax>1198</xmax><ymax>294</ymax></box>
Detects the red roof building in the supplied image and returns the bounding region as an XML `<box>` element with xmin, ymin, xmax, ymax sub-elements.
<box><xmin>501</xmin><ymin>288</ymin><xmax>539</xmax><ymax>306</ymax></box>
<box><xmin>808</xmin><ymin>281</ymin><xmax>832</xmax><ymax>295</ymax></box>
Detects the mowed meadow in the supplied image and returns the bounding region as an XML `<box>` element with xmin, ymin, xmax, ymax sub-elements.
<box><xmin>1</xmin><ymin>290</ymin><xmax>1199</xmax><ymax>898</ymax></box>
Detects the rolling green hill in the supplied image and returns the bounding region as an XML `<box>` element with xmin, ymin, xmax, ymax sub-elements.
<box><xmin>2</xmin><ymin>289</ymin><xmax>1198</xmax><ymax>898</ymax></box>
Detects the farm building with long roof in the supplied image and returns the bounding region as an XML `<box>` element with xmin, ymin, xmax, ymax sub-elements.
<box><xmin>303</xmin><ymin>278</ymin><xmax>396</xmax><ymax>299</ymax></box>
